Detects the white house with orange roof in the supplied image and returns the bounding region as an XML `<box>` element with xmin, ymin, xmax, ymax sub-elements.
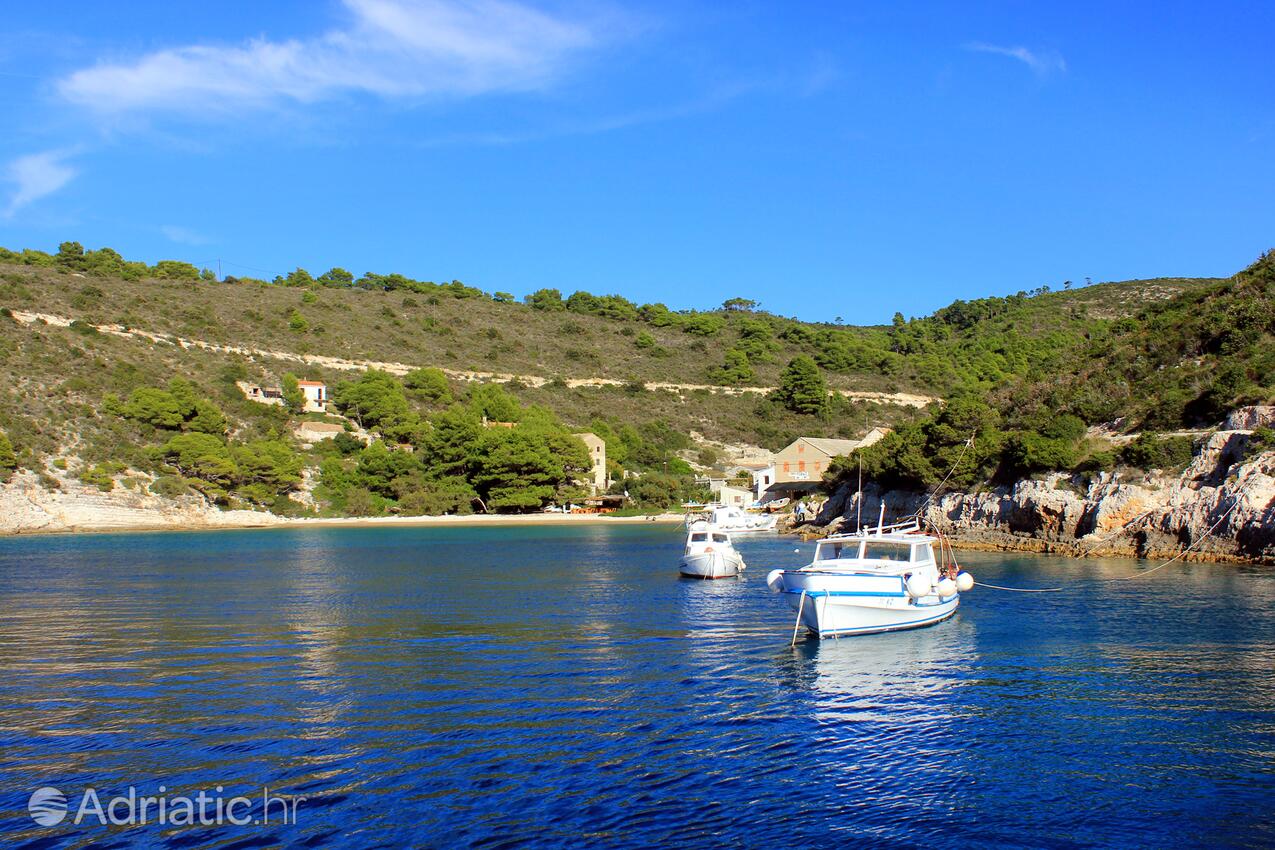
<box><xmin>238</xmin><ymin>379</ymin><xmax>329</xmax><ymax>413</ymax></box>
<box><xmin>295</xmin><ymin>380</ymin><xmax>329</xmax><ymax>412</ymax></box>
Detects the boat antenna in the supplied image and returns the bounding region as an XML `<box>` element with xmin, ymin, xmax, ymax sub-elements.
<box><xmin>856</xmin><ymin>451</ymin><xmax>863</xmax><ymax>532</ymax></box>
<box><xmin>910</xmin><ymin>429</ymin><xmax>976</xmax><ymax>523</ymax></box>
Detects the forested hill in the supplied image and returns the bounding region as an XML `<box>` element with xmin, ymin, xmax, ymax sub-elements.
<box><xmin>0</xmin><ymin>242</ymin><xmax>1221</xmax><ymax>395</ymax></box>
<box><xmin>834</xmin><ymin>250</ymin><xmax>1275</xmax><ymax>494</ymax></box>
<box><xmin>0</xmin><ymin>239</ymin><xmax>1263</xmax><ymax>517</ymax></box>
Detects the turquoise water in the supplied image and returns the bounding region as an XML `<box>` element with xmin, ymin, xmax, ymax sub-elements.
<box><xmin>0</xmin><ymin>524</ymin><xmax>1272</xmax><ymax>848</ymax></box>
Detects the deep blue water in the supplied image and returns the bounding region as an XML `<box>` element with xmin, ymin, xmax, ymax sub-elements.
<box><xmin>0</xmin><ymin>524</ymin><xmax>1272</xmax><ymax>848</ymax></box>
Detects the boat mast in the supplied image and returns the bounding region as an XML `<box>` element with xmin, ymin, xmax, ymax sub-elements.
<box><xmin>856</xmin><ymin>453</ymin><xmax>863</xmax><ymax>532</ymax></box>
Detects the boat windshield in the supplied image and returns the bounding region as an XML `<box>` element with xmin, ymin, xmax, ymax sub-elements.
<box><xmin>862</xmin><ymin>541</ymin><xmax>912</xmax><ymax>562</ymax></box>
<box><xmin>819</xmin><ymin>542</ymin><xmax>852</xmax><ymax>560</ymax></box>
<box><xmin>711</xmin><ymin>533</ymin><xmax>729</xmax><ymax>543</ymax></box>
<box><xmin>690</xmin><ymin>533</ymin><xmax>708</xmax><ymax>542</ymax></box>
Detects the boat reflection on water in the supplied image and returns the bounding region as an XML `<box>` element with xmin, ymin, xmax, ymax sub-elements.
<box><xmin>782</xmin><ymin>616</ymin><xmax>979</xmax><ymax>721</ymax></box>
<box><xmin>762</xmin><ymin>618</ymin><xmax>982</xmax><ymax>820</ymax></box>
<box><xmin>678</xmin><ymin>575</ymin><xmax>755</xmax><ymax>639</ymax></box>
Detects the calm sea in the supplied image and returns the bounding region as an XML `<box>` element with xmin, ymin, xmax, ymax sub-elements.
<box><xmin>0</xmin><ymin>524</ymin><xmax>1272</xmax><ymax>848</ymax></box>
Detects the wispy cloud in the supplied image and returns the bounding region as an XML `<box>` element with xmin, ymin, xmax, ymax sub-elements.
<box><xmin>408</xmin><ymin>80</ymin><xmax>764</xmax><ymax>148</ymax></box>
<box><xmin>963</xmin><ymin>42</ymin><xmax>1066</xmax><ymax>75</ymax></box>
<box><xmin>3</xmin><ymin>149</ymin><xmax>78</xmax><ymax>217</ymax></box>
<box><xmin>160</xmin><ymin>224</ymin><xmax>212</xmax><ymax>245</ymax></box>
<box><xmin>57</xmin><ymin>0</ymin><xmax>605</xmax><ymax>116</ymax></box>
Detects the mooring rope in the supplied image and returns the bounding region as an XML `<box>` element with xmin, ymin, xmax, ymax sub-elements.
<box><xmin>926</xmin><ymin>518</ymin><xmax>1067</xmax><ymax>593</ymax></box>
<box><xmin>907</xmin><ymin>431</ymin><xmax>976</xmax><ymax>521</ymax></box>
<box><xmin>1073</xmin><ymin>507</ymin><xmax>1157</xmax><ymax>557</ymax></box>
<box><xmin>1102</xmin><ymin>490</ymin><xmax>1246</xmax><ymax>581</ymax></box>
<box><xmin>961</xmin><ymin>488</ymin><xmax>1249</xmax><ymax>592</ymax></box>
<box><xmin>969</xmin><ymin>507</ymin><xmax>1159</xmax><ymax>591</ymax></box>
<box><xmin>973</xmin><ymin>581</ymin><xmax>1065</xmax><ymax>592</ymax></box>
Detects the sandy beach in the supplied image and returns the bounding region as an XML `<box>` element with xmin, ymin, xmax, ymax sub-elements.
<box><xmin>280</xmin><ymin>512</ymin><xmax>686</xmax><ymax>530</ymax></box>
<box><xmin>0</xmin><ymin>506</ymin><xmax>687</xmax><ymax>538</ymax></box>
<box><xmin>0</xmin><ymin>470</ymin><xmax>691</xmax><ymax>537</ymax></box>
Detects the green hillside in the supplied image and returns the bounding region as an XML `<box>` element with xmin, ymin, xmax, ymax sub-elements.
<box><xmin>833</xmin><ymin>251</ymin><xmax>1275</xmax><ymax>493</ymax></box>
<box><xmin>0</xmin><ymin>239</ymin><xmax>1256</xmax><ymax>516</ymax></box>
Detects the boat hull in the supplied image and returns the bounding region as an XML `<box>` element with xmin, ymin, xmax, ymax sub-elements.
<box><xmin>775</xmin><ymin>570</ymin><xmax>958</xmax><ymax>636</ymax></box>
<box><xmin>685</xmin><ymin>507</ymin><xmax>778</xmax><ymax>534</ymax></box>
<box><xmin>679</xmin><ymin>551</ymin><xmax>745</xmax><ymax>579</ymax></box>
<box><xmin>721</xmin><ymin>522</ymin><xmax>777</xmax><ymax>535</ymax></box>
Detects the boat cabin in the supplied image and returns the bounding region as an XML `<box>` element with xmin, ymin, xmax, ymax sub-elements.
<box><xmin>813</xmin><ymin>533</ymin><xmax>936</xmax><ymax>569</ymax></box>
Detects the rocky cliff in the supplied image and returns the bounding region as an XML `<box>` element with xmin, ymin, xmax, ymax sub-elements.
<box><xmin>0</xmin><ymin>469</ymin><xmax>283</xmax><ymax>534</ymax></box>
<box><xmin>817</xmin><ymin>409</ymin><xmax>1275</xmax><ymax>564</ymax></box>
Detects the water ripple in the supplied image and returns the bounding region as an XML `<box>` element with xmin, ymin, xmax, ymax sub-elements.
<box><xmin>0</xmin><ymin>529</ymin><xmax>1271</xmax><ymax>847</ymax></box>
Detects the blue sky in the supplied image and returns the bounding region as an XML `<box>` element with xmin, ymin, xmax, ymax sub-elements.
<box><xmin>1</xmin><ymin>1</ymin><xmax>1271</xmax><ymax>323</ymax></box>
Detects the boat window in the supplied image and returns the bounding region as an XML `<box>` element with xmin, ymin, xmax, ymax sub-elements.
<box><xmin>712</xmin><ymin>533</ymin><xmax>729</xmax><ymax>543</ymax></box>
<box><xmin>862</xmin><ymin>542</ymin><xmax>911</xmax><ymax>561</ymax></box>
<box><xmin>690</xmin><ymin>533</ymin><xmax>708</xmax><ymax>542</ymax></box>
<box><xmin>819</xmin><ymin>542</ymin><xmax>851</xmax><ymax>560</ymax></box>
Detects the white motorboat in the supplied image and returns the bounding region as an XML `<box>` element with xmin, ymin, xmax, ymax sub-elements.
<box><xmin>766</xmin><ymin>513</ymin><xmax>974</xmax><ymax>638</ymax></box>
<box><xmin>686</xmin><ymin>504</ymin><xmax>778</xmax><ymax>534</ymax></box>
<box><xmin>680</xmin><ymin>521</ymin><xmax>747</xmax><ymax>579</ymax></box>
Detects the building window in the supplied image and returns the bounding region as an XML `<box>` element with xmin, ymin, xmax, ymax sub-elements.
<box><xmin>782</xmin><ymin>462</ymin><xmax>790</xmax><ymax>473</ymax></box>
<box><xmin>798</xmin><ymin>461</ymin><xmax>806</xmax><ymax>472</ymax></box>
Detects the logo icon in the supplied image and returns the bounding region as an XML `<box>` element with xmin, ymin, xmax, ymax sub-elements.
<box><xmin>28</xmin><ymin>787</ymin><xmax>68</xmax><ymax>826</ymax></box>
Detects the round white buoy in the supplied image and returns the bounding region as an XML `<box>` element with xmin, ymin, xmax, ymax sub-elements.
<box><xmin>766</xmin><ymin>569</ymin><xmax>786</xmax><ymax>593</ymax></box>
<box><xmin>955</xmin><ymin>571</ymin><xmax>974</xmax><ymax>592</ymax></box>
<box><xmin>936</xmin><ymin>577</ymin><xmax>957</xmax><ymax>597</ymax></box>
<box><xmin>906</xmin><ymin>574</ymin><xmax>932</xmax><ymax>598</ymax></box>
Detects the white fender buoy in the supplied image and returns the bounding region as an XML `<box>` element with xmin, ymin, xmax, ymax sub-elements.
<box><xmin>936</xmin><ymin>577</ymin><xmax>957</xmax><ymax>597</ymax></box>
<box><xmin>766</xmin><ymin>569</ymin><xmax>786</xmax><ymax>593</ymax></box>
<box><xmin>955</xmin><ymin>571</ymin><xmax>974</xmax><ymax>592</ymax></box>
<box><xmin>906</xmin><ymin>574</ymin><xmax>932</xmax><ymax>599</ymax></box>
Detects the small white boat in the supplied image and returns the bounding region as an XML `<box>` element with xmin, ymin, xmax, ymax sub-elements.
<box><xmin>766</xmin><ymin>513</ymin><xmax>974</xmax><ymax>638</ymax></box>
<box><xmin>680</xmin><ymin>521</ymin><xmax>747</xmax><ymax>579</ymax></box>
<box><xmin>686</xmin><ymin>504</ymin><xmax>778</xmax><ymax>534</ymax></box>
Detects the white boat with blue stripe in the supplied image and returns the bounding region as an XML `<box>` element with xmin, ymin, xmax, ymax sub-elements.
<box><xmin>767</xmin><ymin>514</ymin><xmax>974</xmax><ymax>638</ymax></box>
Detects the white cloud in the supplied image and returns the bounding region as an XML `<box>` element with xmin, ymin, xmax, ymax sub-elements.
<box><xmin>160</xmin><ymin>224</ymin><xmax>211</xmax><ymax>245</ymax></box>
<box><xmin>4</xmin><ymin>149</ymin><xmax>77</xmax><ymax>217</ymax></box>
<box><xmin>963</xmin><ymin>42</ymin><xmax>1066</xmax><ymax>75</ymax></box>
<box><xmin>57</xmin><ymin>0</ymin><xmax>602</xmax><ymax>115</ymax></box>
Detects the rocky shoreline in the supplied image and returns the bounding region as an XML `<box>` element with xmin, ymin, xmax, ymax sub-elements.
<box><xmin>0</xmin><ymin>469</ymin><xmax>283</xmax><ymax>535</ymax></box>
<box><xmin>5</xmin><ymin>409</ymin><xmax>1273</xmax><ymax>560</ymax></box>
<box><xmin>808</xmin><ymin>412</ymin><xmax>1275</xmax><ymax>565</ymax></box>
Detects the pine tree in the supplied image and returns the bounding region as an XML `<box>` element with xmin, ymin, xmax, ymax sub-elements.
<box><xmin>776</xmin><ymin>355</ymin><xmax>828</xmax><ymax>415</ymax></box>
<box><xmin>0</xmin><ymin>431</ymin><xmax>16</xmax><ymax>481</ymax></box>
<box><xmin>282</xmin><ymin>373</ymin><xmax>307</xmax><ymax>414</ymax></box>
